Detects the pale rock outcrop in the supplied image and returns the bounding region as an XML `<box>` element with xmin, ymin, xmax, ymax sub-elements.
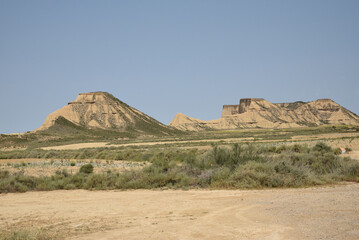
<box><xmin>170</xmin><ymin>98</ymin><xmax>359</xmax><ymax>131</ymax></box>
<box><xmin>37</xmin><ymin>92</ymin><xmax>168</xmax><ymax>133</ymax></box>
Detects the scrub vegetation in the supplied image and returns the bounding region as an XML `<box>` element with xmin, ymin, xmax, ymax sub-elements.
<box><xmin>0</xmin><ymin>228</ymin><xmax>57</xmax><ymax>240</ymax></box>
<box><xmin>1</xmin><ymin>142</ymin><xmax>358</xmax><ymax>193</ymax></box>
<box><xmin>1</xmin><ymin>124</ymin><xmax>357</xmax><ymax>149</ymax></box>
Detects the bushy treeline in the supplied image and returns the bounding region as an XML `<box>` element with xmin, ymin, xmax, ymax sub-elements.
<box><xmin>1</xmin><ymin>143</ymin><xmax>358</xmax><ymax>193</ymax></box>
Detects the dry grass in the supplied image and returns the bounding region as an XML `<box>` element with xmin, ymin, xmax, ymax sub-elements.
<box><xmin>0</xmin><ymin>159</ymin><xmax>148</xmax><ymax>177</ymax></box>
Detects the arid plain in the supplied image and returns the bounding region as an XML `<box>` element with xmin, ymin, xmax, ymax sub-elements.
<box><xmin>1</xmin><ymin>92</ymin><xmax>359</xmax><ymax>239</ymax></box>
<box><xmin>1</xmin><ymin>134</ymin><xmax>359</xmax><ymax>239</ymax></box>
<box><xmin>1</xmin><ymin>184</ymin><xmax>358</xmax><ymax>239</ymax></box>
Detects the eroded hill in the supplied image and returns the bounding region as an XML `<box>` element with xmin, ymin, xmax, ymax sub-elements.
<box><xmin>37</xmin><ymin>92</ymin><xmax>179</xmax><ymax>136</ymax></box>
<box><xmin>170</xmin><ymin>98</ymin><xmax>359</xmax><ymax>131</ymax></box>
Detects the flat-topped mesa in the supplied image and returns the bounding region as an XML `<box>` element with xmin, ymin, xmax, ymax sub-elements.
<box><xmin>171</xmin><ymin>97</ymin><xmax>359</xmax><ymax>131</ymax></box>
<box><xmin>316</xmin><ymin>98</ymin><xmax>333</xmax><ymax>102</ymax></box>
<box><xmin>222</xmin><ymin>98</ymin><xmax>265</xmax><ymax>117</ymax></box>
<box><xmin>304</xmin><ymin>98</ymin><xmax>341</xmax><ymax>112</ymax></box>
<box><xmin>240</xmin><ymin>98</ymin><xmax>265</xmax><ymax>105</ymax></box>
<box><xmin>221</xmin><ymin>105</ymin><xmax>240</xmax><ymax>117</ymax></box>
<box><xmin>37</xmin><ymin>92</ymin><xmax>174</xmax><ymax>135</ymax></box>
<box><xmin>68</xmin><ymin>92</ymin><xmax>110</xmax><ymax>105</ymax></box>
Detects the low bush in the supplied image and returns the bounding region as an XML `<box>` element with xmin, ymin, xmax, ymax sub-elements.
<box><xmin>79</xmin><ymin>164</ymin><xmax>94</xmax><ymax>174</ymax></box>
<box><xmin>312</xmin><ymin>142</ymin><xmax>332</xmax><ymax>153</ymax></box>
<box><xmin>0</xmin><ymin>142</ymin><xmax>358</xmax><ymax>193</ymax></box>
<box><xmin>0</xmin><ymin>228</ymin><xmax>57</xmax><ymax>240</ymax></box>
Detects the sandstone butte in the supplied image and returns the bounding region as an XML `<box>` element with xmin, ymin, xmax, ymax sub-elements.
<box><xmin>37</xmin><ymin>92</ymin><xmax>359</xmax><ymax>133</ymax></box>
<box><xmin>169</xmin><ymin>98</ymin><xmax>359</xmax><ymax>131</ymax></box>
<box><xmin>36</xmin><ymin>91</ymin><xmax>172</xmax><ymax>134</ymax></box>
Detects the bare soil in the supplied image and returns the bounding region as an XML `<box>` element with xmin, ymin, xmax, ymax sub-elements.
<box><xmin>1</xmin><ymin>184</ymin><xmax>358</xmax><ymax>239</ymax></box>
<box><xmin>40</xmin><ymin>132</ymin><xmax>359</xmax><ymax>151</ymax></box>
<box><xmin>348</xmin><ymin>150</ymin><xmax>359</xmax><ymax>160</ymax></box>
<box><xmin>41</xmin><ymin>142</ymin><xmax>109</xmax><ymax>150</ymax></box>
<box><xmin>0</xmin><ymin>159</ymin><xmax>148</xmax><ymax>177</ymax></box>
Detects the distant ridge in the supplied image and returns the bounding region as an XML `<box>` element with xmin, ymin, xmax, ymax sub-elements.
<box><xmin>170</xmin><ymin>98</ymin><xmax>359</xmax><ymax>131</ymax></box>
<box><xmin>37</xmin><ymin>92</ymin><xmax>178</xmax><ymax>136</ymax></box>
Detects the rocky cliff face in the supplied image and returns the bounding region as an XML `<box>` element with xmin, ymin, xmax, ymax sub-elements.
<box><xmin>37</xmin><ymin>92</ymin><xmax>175</xmax><ymax>135</ymax></box>
<box><xmin>170</xmin><ymin>98</ymin><xmax>359</xmax><ymax>131</ymax></box>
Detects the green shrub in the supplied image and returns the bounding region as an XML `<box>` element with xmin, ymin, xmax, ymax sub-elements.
<box><xmin>55</xmin><ymin>169</ymin><xmax>69</xmax><ymax>177</ymax></box>
<box><xmin>79</xmin><ymin>164</ymin><xmax>94</xmax><ymax>174</ymax></box>
<box><xmin>227</xmin><ymin>162</ymin><xmax>273</xmax><ymax>188</ymax></box>
<box><xmin>311</xmin><ymin>153</ymin><xmax>339</xmax><ymax>174</ymax></box>
<box><xmin>312</xmin><ymin>142</ymin><xmax>331</xmax><ymax>153</ymax></box>
<box><xmin>291</xmin><ymin>144</ymin><xmax>307</xmax><ymax>153</ymax></box>
<box><xmin>0</xmin><ymin>170</ymin><xmax>10</xmax><ymax>179</ymax></box>
<box><xmin>274</xmin><ymin>161</ymin><xmax>292</xmax><ymax>174</ymax></box>
<box><xmin>333</xmin><ymin>148</ymin><xmax>342</xmax><ymax>155</ymax></box>
<box><xmin>211</xmin><ymin>167</ymin><xmax>232</xmax><ymax>185</ymax></box>
<box><xmin>275</xmin><ymin>145</ymin><xmax>287</xmax><ymax>154</ymax></box>
<box><xmin>345</xmin><ymin>147</ymin><xmax>352</xmax><ymax>153</ymax></box>
<box><xmin>213</xmin><ymin>146</ymin><xmax>230</xmax><ymax>166</ymax></box>
<box><xmin>0</xmin><ymin>228</ymin><xmax>57</xmax><ymax>240</ymax></box>
<box><xmin>0</xmin><ymin>143</ymin><xmax>358</xmax><ymax>193</ymax></box>
<box><xmin>266</xmin><ymin>146</ymin><xmax>277</xmax><ymax>153</ymax></box>
<box><xmin>345</xmin><ymin>162</ymin><xmax>359</xmax><ymax>179</ymax></box>
<box><xmin>13</xmin><ymin>182</ymin><xmax>28</xmax><ymax>192</ymax></box>
<box><xmin>44</xmin><ymin>151</ymin><xmax>57</xmax><ymax>159</ymax></box>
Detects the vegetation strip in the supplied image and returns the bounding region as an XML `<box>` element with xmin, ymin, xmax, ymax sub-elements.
<box><xmin>1</xmin><ymin>143</ymin><xmax>358</xmax><ymax>193</ymax></box>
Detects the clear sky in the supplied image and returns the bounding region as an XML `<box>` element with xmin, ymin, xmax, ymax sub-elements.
<box><xmin>1</xmin><ymin>0</ymin><xmax>358</xmax><ymax>133</ymax></box>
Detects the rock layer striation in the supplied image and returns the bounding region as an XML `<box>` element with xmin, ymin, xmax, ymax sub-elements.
<box><xmin>170</xmin><ymin>98</ymin><xmax>359</xmax><ymax>131</ymax></box>
<box><xmin>37</xmin><ymin>92</ymin><xmax>172</xmax><ymax>134</ymax></box>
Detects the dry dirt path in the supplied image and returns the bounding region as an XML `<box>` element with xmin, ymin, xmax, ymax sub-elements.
<box><xmin>40</xmin><ymin>139</ymin><xmax>235</xmax><ymax>150</ymax></box>
<box><xmin>40</xmin><ymin>132</ymin><xmax>359</xmax><ymax>151</ymax></box>
<box><xmin>0</xmin><ymin>184</ymin><xmax>358</xmax><ymax>239</ymax></box>
<box><xmin>40</xmin><ymin>139</ymin><xmax>238</xmax><ymax>150</ymax></box>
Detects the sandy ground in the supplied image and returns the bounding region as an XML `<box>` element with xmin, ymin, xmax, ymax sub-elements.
<box><xmin>39</xmin><ymin>132</ymin><xmax>359</xmax><ymax>151</ymax></box>
<box><xmin>0</xmin><ymin>184</ymin><xmax>358</xmax><ymax>240</ymax></box>
<box><xmin>40</xmin><ymin>138</ymin><xmax>254</xmax><ymax>151</ymax></box>
<box><xmin>0</xmin><ymin>159</ymin><xmax>148</xmax><ymax>177</ymax></box>
<box><xmin>348</xmin><ymin>151</ymin><xmax>359</xmax><ymax>160</ymax></box>
<box><xmin>41</xmin><ymin>142</ymin><xmax>109</xmax><ymax>150</ymax></box>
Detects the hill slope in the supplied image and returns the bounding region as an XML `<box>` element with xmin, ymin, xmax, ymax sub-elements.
<box><xmin>37</xmin><ymin>92</ymin><xmax>179</xmax><ymax>136</ymax></box>
<box><xmin>170</xmin><ymin>98</ymin><xmax>359</xmax><ymax>131</ymax></box>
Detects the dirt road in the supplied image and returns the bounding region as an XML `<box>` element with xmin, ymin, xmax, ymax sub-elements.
<box><xmin>0</xmin><ymin>184</ymin><xmax>358</xmax><ymax>239</ymax></box>
<box><xmin>40</xmin><ymin>133</ymin><xmax>359</xmax><ymax>151</ymax></box>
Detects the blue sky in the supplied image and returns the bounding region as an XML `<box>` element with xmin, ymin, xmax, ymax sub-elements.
<box><xmin>1</xmin><ymin>0</ymin><xmax>358</xmax><ymax>133</ymax></box>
